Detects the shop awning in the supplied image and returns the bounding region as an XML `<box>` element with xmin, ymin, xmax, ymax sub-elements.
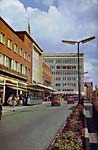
<box><xmin>27</xmin><ymin>84</ymin><xmax>44</xmax><ymax>92</ymax></box>
<box><xmin>35</xmin><ymin>84</ymin><xmax>57</xmax><ymax>92</ymax></box>
<box><xmin>7</xmin><ymin>85</ymin><xmax>27</xmax><ymax>91</ymax></box>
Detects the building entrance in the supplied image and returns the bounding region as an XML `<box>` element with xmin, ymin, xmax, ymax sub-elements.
<box><xmin>4</xmin><ymin>86</ymin><xmax>16</xmax><ymax>105</ymax></box>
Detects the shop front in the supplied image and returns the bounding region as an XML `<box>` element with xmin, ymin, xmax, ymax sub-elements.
<box><xmin>0</xmin><ymin>75</ymin><xmax>28</xmax><ymax>105</ymax></box>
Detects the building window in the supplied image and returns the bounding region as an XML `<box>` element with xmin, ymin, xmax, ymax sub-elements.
<box><xmin>62</xmin><ymin>66</ymin><xmax>66</xmax><ymax>69</ymax></box>
<box><xmin>7</xmin><ymin>39</ymin><xmax>12</xmax><ymax>49</ymax></box>
<box><xmin>56</xmin><ymin>66</ymin><xmax>60</xmax><ymax>69</ymax></box>
<box><xmin>24</xmin><ymin>51</ymin><xmax>27</xmax><ymax>60</ymax></box>
<box><xmin>11</xmin><ymin>60</ymin><xmax>14</xmax><ymax>70</ymax></box>
<box><xmin>0</xmin><ymin>32</ymin><xmax>5</xmax><ymax>44</ymax></box>
<box><xmin>19</xmin><ymin>48</ymin><xmax>23</xmax><ymax>56</ymax></box>
<box><xmin>28</xmin><ymin>55</ymin><xmax>31</xmax><ymax>62</ymax></box>
<box><xmin>5</xmin><ymin>56</ymin><xmax>11</xmax><ymax>68</ymax></box>
<box><xmin>11</xmin><ymin>60</ymin><xmax>17</xmax><ymax>71</ymax></box>
<box><xmin>25</xmin><ymin>67</ymin><xmax>27</xmax><ymax>75</ymax></box>
<box><xmin>0</xmin><ymin>53</ymin><xmax>4</xmax><ymax>65</ymax></box>
<box><xmin>22</xmin><ymin>65</ymin><xmax>26</xmax><ymax>75</ymax></box>
<box><xmin>56</xmin><ymin>83</ymin><xmax>61</xmax><ymax>86</ymax></box>
<box><xmin>17</xmin><ymin>63</ymin><xmax>21</xmax><ymax>73</ymax></box>
<box><xmin>28</xmin><ymin>69</ymin><xmax>31</xmax><ymax>79</ymax></box>
<box><xmin>14</xmin><ymin>44</ymin><xmax>18</xmax><ymax>53</ymax></box>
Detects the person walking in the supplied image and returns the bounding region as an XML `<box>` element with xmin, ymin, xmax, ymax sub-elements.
<box><xmin>27</xmin><ymin>95</ymin><xmax>31</xmax><ymax>106</ymax></box>
<box><xmin>7</xmin><ymin>95</ymin><xmax>13</xmax><ymax>106</ymax></box>
<box><xmin>7</xmin><ymin>94</ymin><xmax>16</xmax><ymax>111</ymax></box>
<box><xmin>12</xmin><ymin>95</ymin><xmax>16</xmax><ymax>111</ymax></box>
<box><xmin>0</xmin><ymin>94</ymin><xmax>2</xmax><ymax>120</ymax></box>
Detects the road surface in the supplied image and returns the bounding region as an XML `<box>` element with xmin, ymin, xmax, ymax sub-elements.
<box><xmin>0</xmin><ymin>102</ymin><xmax>75</xmax><ymax>150</ymax></box>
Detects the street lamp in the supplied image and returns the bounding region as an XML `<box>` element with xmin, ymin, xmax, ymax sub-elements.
<box><xmin>81</xmin><ymin>71</ymin><xmax>88</xmax><ymax>74</ymax></box>
<box><xmin>62</xmin><ymin>36</ymin><xmax>95</xmax><ymax>104</ymax></box>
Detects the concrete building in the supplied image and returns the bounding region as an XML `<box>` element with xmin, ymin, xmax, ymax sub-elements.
<box><xmin>44</xmin><ymin>53</ymin><xmax>84</xmax><ymax>97</ymax></box>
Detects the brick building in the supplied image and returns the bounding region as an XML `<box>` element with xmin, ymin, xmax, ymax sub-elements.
<box><xmin>0</xmin><ymin>17</ymin><xmax>52</xmax><ymax>104</ymax></box>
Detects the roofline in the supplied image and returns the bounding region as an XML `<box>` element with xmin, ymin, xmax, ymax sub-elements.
<box><xmin>0</xmin><ymin>16</ymin><xmax>16</xmax><ymax>34</ymax></box>
<box><xmin>44</xmin><ymin>53</ymin><xmax>84</xmax><ymax>57</ymax></box>
<box><xmin>16</xmin><ymin>31</ymin><xmax>43</xmax><ymax>52</ymax></box>
<box><xmin>0</xmin><ymin>16</ymin><xmax>43</xmax><ymax>52</ymax></box>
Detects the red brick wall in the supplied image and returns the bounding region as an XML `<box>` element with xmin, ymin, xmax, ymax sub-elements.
<box><xmin>0</xmin><ymin>17</ymin><xmax>32</xmax><ymax>83</ymax></box>
<box><xmin>42</xmin><ymin>61</ymin><xmax>52</xmax><ymax>85</ymax></box>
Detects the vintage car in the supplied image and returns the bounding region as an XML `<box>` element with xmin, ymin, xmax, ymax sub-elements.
<box><xmin>67</xmin><ymin>97</ymin><xmax>75</xmax><ymax>104</ymax></box>
<box><xmin>51</xmin><ymin>97</ymin><xmax>61</xmax><ymax>106</ymax></box>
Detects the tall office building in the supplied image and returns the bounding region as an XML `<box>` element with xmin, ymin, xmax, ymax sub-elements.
<box><xmin>44</xmin><ymin>53</ymin><xmax>84</xmax><ymax>97</ymax></box>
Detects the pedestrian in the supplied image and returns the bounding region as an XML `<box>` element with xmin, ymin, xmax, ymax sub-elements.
<box><xmin>0</xmin><ymin>94</ymin><xmax>2</xmax><ymax>120</ymax></box>
<box><xmin>12</xmin><ymin>95</ymin><xmax>16</xmax><ymax>111</ymax></box>
<box><xmin>7</xmin><ymin>94</ymin><xmax>16</xmax><ymax>111</ymax></box>
<box><xmin>7</xmin><ymin>95</ymin><xmax>13</xmax><ymax>106</ymax></box>
<box><xmin>27</xmin><ymin>95</ymin><xmax>31</xmax><ymax>106</ymax></box>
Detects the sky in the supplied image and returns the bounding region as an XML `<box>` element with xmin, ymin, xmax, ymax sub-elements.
<box><xmin>0</xmin><ymin>0</ymin><xmax>98</xmax><ymax>88</ymax></box>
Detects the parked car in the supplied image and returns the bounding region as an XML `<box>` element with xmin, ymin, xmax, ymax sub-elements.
<box><xmin>67</xmin><ymin>97</ymin><xmax>74</xmax><ymax>104</ymax></box>
<box><xmin>51</xmin><ymin>98</ymin><xmax>61</xmax><ymax>106</ymax></box>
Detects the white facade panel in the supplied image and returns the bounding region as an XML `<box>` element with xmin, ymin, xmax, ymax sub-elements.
<box><xmin>44</xmin><ymin>53</ymin><xmax>84</xmax><ymax>96</ymax></box>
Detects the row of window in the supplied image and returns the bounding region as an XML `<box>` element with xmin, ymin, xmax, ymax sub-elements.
<box><xmin>55</xmin><ymin>83</ymin><xmax>76</xmax><ymax>87</ymax></box>
<box><xmin>45</xmin><ymin>58</ymin><xmax>83</xmax><ymax>64</ymax></box>
<box><xmin>52</xmin><ymin>70</ymin><xmax>78</xmax><ymax>74</ymax></box>
<box><xmin>63</xmin><ymin>83</ymin><xmax>76</xmax><ymax>86</ymax></box>
<box><xmin>0</xmin><ymin>53</ymin><xmax>30</xmax><ymax>76</ymax></box>
<box><xmin>50</xmin><ymin>65</ymin><xmax>83</xmax><ymax>70</ymax></box>
<box><xmin>57</xmin><ymin>89</ymin><xmax>74</xmax><ymax>92</ymax></box>
<box><xmin>0</xmin><ymin>32</ymin><xmax>31</xmax><ymax>62</ymax></box>
<box><xmin>55</xmin><ymin>77</ymin><xmax>76</xmax><ymax>81</ymax></box>
<box><xmin>56</xmin><ymin>65</ymin><xmax>76</xmax><ymax>69</ymax></box>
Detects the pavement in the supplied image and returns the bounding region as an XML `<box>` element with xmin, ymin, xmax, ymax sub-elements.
<box><xmin>84</xmin><ymin>101</ymin><xmax>98</xmax><ymax>150</ymax></box>
<box><xmin>2</xmin><ymin>105</ymin><xmax>32</xmax><ymax>117</ymax></box>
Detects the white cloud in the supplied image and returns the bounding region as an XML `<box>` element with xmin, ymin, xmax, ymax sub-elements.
<box><xmin>0</xmin><ymin>0</ymin><xmax>27</xmax><ymax>30</ymax></box>
<box><xmin>0</xmin><ymin>0</ymin><xmax>24</xmax><ymax>9</ymax></box>
<box><xmin>27</xmin><ymin>6</ymin><xmax>67</xmax><ymax>43</ymax></box>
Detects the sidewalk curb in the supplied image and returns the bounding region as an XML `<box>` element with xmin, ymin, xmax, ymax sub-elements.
<box><xmin>2</xmin><ymin>105</ymin><xmax>38</xmax><ymax>116</ymax></box>
<box><xmin>83</xmin><ymin>108</ymin><xmax>90</xmax><ymax>150</ymax></box>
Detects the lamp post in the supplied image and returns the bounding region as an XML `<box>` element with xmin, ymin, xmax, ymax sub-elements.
<box><xmin>62</xmin><ymin>36</ymin><xmax>95</xmax><ymax>104</ymax></box>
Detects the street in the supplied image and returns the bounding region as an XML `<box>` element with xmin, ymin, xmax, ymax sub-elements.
<box><xmin>0</xmin><ymin>102</ymin><xmax>75</xmax><ymax>150</ymax></box>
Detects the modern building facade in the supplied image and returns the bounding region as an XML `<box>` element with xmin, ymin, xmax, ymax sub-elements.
<box><xmin>44</xmin><ymin>53</ymin><xmax>84</xmax><ymax>97</ymax></box>
<box><xmin>0</xmin><ymin>17</ymin><xmax>52</xmax><ymax>104</ymax></box>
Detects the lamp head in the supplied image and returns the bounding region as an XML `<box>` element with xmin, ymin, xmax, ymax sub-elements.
<box><xmin>62</xmin><ymin>40</ymin><xmax>77</xmax><ymax>45</ymax></box>
<box><xmin>80</xmin><ymin>36</ymin><xmax>95</xmax><ymax>44</ymax></box>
